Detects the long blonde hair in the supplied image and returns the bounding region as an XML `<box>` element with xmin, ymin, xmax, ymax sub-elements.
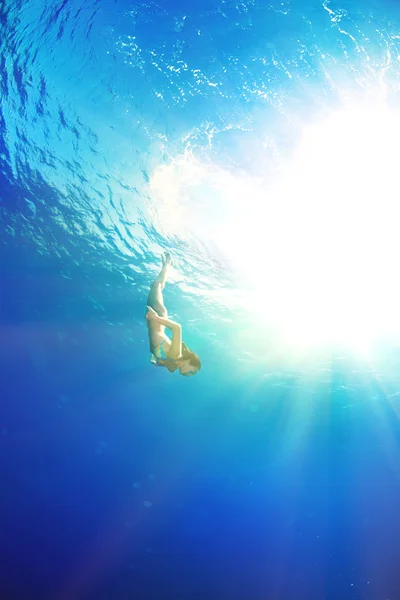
<box><xmin>156</xmin><ymin>342</ymin><xmax>201</xmax><ymax>372</ymax></box>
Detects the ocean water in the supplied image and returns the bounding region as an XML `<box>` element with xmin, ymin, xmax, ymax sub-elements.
<box><xmin>2</xmin><ymin>0</ymin><xmax>400</xmax><ymax>598</ymax></box>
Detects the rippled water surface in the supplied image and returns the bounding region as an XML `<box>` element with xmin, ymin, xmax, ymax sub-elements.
<box><xmin>2</xmin><ymin>0</ymin><xmax>400</xmax><ymax>599</ymax></box>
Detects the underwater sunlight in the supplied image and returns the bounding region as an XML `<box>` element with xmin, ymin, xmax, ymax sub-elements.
<box><xmin>149</xmin><ymin>97</ymin><xmax>400</xmax><ymax>354</ymax></box>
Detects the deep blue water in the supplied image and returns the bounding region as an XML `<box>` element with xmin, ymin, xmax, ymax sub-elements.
<box><xmin>2</xmin><ymin>0</ymin><xmax>400</xmax><ymax>599</ymax></box>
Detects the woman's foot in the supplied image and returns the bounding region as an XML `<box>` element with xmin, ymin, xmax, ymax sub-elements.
<box><xmin>157</xmin><ymin>252</ymin><xmax>173</xmax><ymax>288</ymax></box>
<box><xmin>162</xmin><ymin>251</ymin><xmax>173</xmax><ymax>266</ymax></box>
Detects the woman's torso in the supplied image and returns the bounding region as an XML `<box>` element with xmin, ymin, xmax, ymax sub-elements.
<box><xmin>147</xmin><ymin>320</ymin><xmax>174</xmax><ymax>360</ymax></box>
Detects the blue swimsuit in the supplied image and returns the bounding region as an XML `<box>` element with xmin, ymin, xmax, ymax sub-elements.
<box><xmin>150</xmin><ymin>339</ymin><xmax>169</xmax><ymax>365</ymax></box>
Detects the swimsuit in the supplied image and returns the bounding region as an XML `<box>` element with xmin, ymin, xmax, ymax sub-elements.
<box><xmin>150</xmin><ymin>339</ymin><xmax>169</xmax><ymax>365</ymax></box>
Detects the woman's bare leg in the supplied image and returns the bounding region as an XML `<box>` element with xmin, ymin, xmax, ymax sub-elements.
<box><xmin>156</xmin><ymin>252</ymin><xmax>173</xmax><ymax>289</ymax></box>
<box><xmin>147</xmin><ymin>252</ymin><xmax>173</xmax><ymax>316</ymax></box>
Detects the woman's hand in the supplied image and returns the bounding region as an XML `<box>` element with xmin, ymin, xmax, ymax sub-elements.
<box><xmin>146</xmin><ymin>306</ymin><xmax>159</xmax><ymax>321</ymax></box>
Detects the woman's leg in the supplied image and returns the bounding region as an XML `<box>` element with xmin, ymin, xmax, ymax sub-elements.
<box><xmin>146</xmin><ymin>252</ymin><xmax>173</xmax><ymax>317</ymax></box>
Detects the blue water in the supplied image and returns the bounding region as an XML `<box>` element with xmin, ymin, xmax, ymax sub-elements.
<box><xmin>2</xmin><ymin>0</ymin><xmax>400</xmax><ymax>598</ymax></box>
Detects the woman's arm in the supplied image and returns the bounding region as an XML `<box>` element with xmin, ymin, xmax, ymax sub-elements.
<box><xmin>146</xmin><ymin>307</ymin><xmax>182</xmax><ymax>359</ymax></box>
<box><xmin>154</xmin><ymin>315</ymin><xmax>180</xmax><ymax>331</ymax></box>
<box><xmin>156</xmin><ymin>316</ymin><xmax>182</xmax><ymax>359</ymax></box>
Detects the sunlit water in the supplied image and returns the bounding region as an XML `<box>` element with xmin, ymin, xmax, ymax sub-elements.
<box><xmin>2</xmin><ymin>0</ymin><xmax>400</xmax><ymax>599</ymax></box>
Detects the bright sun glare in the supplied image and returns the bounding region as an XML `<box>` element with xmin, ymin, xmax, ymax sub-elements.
<box><xmin>149</xmin><ymin>100</ymin><xmax>400</xmax><ymax>351</ymax></box>
<box><xmin>269</xmin><ymin>101</ymin><xmax>400</xmax><ymax>350</ymax></box>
